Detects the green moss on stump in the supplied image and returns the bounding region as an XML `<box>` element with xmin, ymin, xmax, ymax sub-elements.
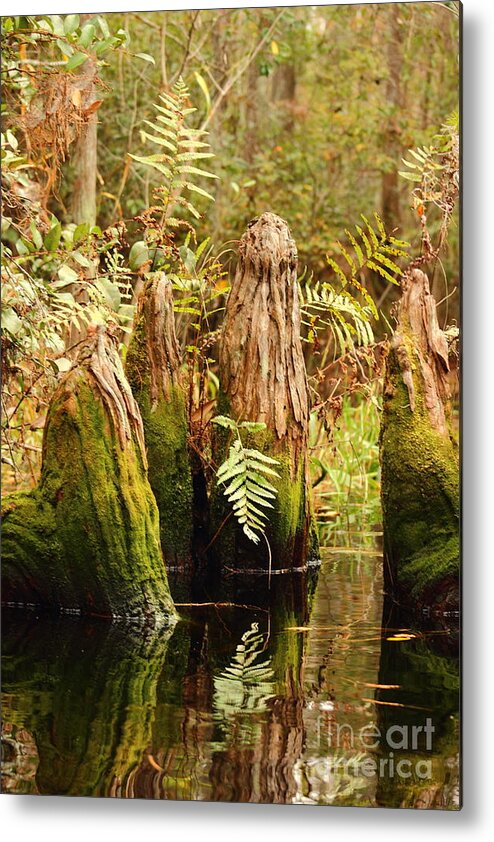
<box><xmin>126</xmin><ymin>274</ymin><xmax>193</xmax><ymax>566</ymax></box>
<box><xmin>2</xmin><ymin>330</ymin><xmax>177</xmax><ymax>623</ymax></box>
<box><xmin>380</xmin><ymin>270</ymin><xmax>459</xmax><ymax>608</ymax></box>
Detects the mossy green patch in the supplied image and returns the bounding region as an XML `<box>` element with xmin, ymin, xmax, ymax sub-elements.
<box><xmin>125</xmin><ymin>278</ymin><xmax>193</xmax><ymax>566</ymax></box>
<box><xmin>2</xmin><ymin>344</ymin><xmax>177</xmax><ymax>623</ymax></box>
<box><xmin>380</xmin><ymin>337</ymin><xmax>459</xmax><ymax>605</ymax></box>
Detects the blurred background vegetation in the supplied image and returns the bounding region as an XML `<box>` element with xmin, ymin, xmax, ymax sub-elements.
<box><xmin>1</xmin><ymin>3</ymin><xmax>460</xmax><ymax>515</ymax></box>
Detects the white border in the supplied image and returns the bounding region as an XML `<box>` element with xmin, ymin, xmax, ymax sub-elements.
<box><xmin>2</xmin><ymin>0</ymin><xmax>493</xmax><ymax>838</ymax></box>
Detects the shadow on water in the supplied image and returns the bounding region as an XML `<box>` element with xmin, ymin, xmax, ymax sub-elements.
<box><xmin>1</xmin><ymin>543</ymin><xmax>460</xmax><ymax>808</ymax></box>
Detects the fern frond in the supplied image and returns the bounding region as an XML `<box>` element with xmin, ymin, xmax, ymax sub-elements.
<box><xmin>212</xmin><ymin>418</ymin><xmax>280</xmax><ymax>544</ymax></box>
<box><xmin>300</xmin><ymin>278</ymin><xmax>375</xmax><ymax>355</ymax></box>
<box><xmin>128</xmin><ymin>78</ymin><xmax>218</xmax><ymax>229</ymax></box>
<box><xmin>327</xmin><ymin>212</ymin><xmax>408</xmax><ymax>294</ymax></box>
<box><xmin>213</xmin><ymin>623</ymin><xmax>275</xmax><ymax>741</ymax></box>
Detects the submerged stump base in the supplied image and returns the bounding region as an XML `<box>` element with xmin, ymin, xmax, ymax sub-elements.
<box><xmin>379</xmin><ymin>269</ymin><xmax>459</xmax><ymax>614</ymax></box>
<box><xmin>2</xmin><ymin>328</ymin><xmax>176</xmax><ymax>624</ymax></box>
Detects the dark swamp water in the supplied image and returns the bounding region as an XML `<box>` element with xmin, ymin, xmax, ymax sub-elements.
<box><xmin>1</xmin><ymin>537</ymin><xmax>460</xmax><ymax>808</ymax></box>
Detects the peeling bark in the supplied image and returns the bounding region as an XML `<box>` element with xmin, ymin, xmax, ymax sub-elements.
<box><xmin>1</xmin><ymin>328</ymin><xmax>176</xmax><ymax>623</ymax></box>
<box><xmin>214</xmin><ymin>212</ymin><xmax>318</xmax><ymax>569</ymax></box>
<box><xmin>220</xmin><ymin>212</ymin><xmax>309</xmax><ymax>461</ymax></box>
<box><xmin>380</xmin><ymin>269</ymin><xmax>459</xmax><ymax>611</ymax></box>
<box><xmin>126</xmin><ymin>274</ymin><xmax>194</xmax><ymax>567</ymax></box>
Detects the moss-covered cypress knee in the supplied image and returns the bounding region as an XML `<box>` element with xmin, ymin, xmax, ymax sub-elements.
<box><xmin>379</xmin><ymin>269</ymin><xmax>459</xmax><ymax>612</ymax></box>
<box><xmin>125</xmin><ymin>273</ymin><xmax>193</xmax><ymax>567</ymax></box>
<box><xmin>1</xmin><ymin>328</ymin><xmax>177</xmax><ymax>623</ymax></box>
<box><xmin>212</xmin><ymin>213</ymin><xmax>319</xmax><ymax>570</ymax></box>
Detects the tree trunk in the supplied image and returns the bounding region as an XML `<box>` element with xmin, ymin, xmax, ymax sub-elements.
<box><xmin>125</xmin><ymin>273</ymin><xmax>194</xmax><ymax>567</ymax></box>
<box><xmin>1</xmin><ymin>328</ymin><xmax>176</xmax><ymax>623</ymax></box>
<box><xmin>379</xmin><ymin>269</ymin><xmax>459</xmax><ymax>613</ymax></box>
<box><xmin>212</xmin><ymin>212</ymin><xmax>319</xmax><ymax>570</ymax></box>
<box><xmin>70</xmin><ymin>57</ymin><xmax>98</xmax><ymax>227</ymax></box>
<box><xmin>381</xmin><ymin>5</ymin><xmax>404</xmax><ymax>229</ymax></box>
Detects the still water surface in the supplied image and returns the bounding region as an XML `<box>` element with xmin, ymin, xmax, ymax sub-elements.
<box><xmin>1</xmin><ymin>543</ymin><xmax>460</xmax><ymax>808</ymax></box>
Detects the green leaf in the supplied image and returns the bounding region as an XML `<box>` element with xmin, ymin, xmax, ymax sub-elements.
<box><xmin>135</xmin><ymin>52</ymin><xmax>155</xmax><ymax>65</ymax></box>
<box><xmin>65</xmin><ymin>52</ymin><xmax>88</xmax><ymax>72</ymax></box>
<box><xmin>57</xmin><ymin>265</ymin><xmax>79</xmax><ymax>286</ymax></box>
<box><xmin>212</xmin><ymin>415</ymin><xmax>237</xmax><ymax>430</ymax></box>
<box><xmin>73</xmin><ymin>222</ymin><xmax>90</xmax><ymax>244</ymax></box>
<box><xmin>44</xmin><ymin>222</ymin><xmax>62</xmax><ymax>252</ymax></box>
<box><xmin>79</xmin><ymin>23</ymin><xmax>95</xmax><ymax>48</ymax></box>
<box><xmin>128</xmin><ymin>240</ymin><xmax>149</xmax><ymax>271</ymax></box>
<box><xmin>95</xmin><ymin>277</ymin><xmax>121</xmax><ymax>311</ymax></box>
<box><xmin>2</xmin><ymin>307</ymin><xmax>22</xmax><ymax>335</ymax></box>
<box><xmin>194</xmin><ymin>71</ymin><xmax>211</xmax><ymax>114</ymax></box>
<box><xmin>63</xmin><ymin>14</ymin><xmax>80</xmax><ymax>34</ymax></box>
<box><xmin>29</xmin><ymin>220</ymin><xmax>43</xmax><ymax>249</ymax></box>
<box><xmin>97</xmin><ymin>15</ymin><xmax>110</xmax><ymax>38</ymax></box>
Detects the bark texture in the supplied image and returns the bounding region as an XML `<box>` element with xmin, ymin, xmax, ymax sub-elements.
<box><xmin>214</xmin><ymin>212</ymin><xmax>318</xmax><ymax>569</ymax></box>
<box><xmin>380</xmin><ymin>269</ymin><xmax>459</xmax><ymax>611</ymax></box>
<box><xmin>126</xmin><ymin>273</ymin><xmax>193</xmax><ymax>566</ymax></box>
<box><xmin>1</xmin><ymin>328</ymin><xmax>176</xmax><ymax>623</ymax></box>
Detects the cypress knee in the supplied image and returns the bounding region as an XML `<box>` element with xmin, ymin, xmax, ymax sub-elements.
<box><xmin>213</xmin><ymin>212</ymin><xmax>318</xmax><ymax>570</ymax></box>
<box><xmin>1</xmin><ymin>328</ymin><xmax>176</xmax><ymax>623</ymax></box>
<box><xmin>379</xmin><ymin>269</ymin><xmax>459</xmax><ymax>612</ymax></box>
<box><xmin>125</xmin><ymin>273</ymin><xmax>193</xmax><ymax>566</ymax></box>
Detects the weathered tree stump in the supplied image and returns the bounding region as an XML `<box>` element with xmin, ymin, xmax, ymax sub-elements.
<box><xmin>126</xmin><ymin>273</ymin><xmax>193</xmax><ymax>567</ymax></box>
<box><xmin>379</xmin><ymin>269</ymin><xmax>459</xmax><ymax>612</ymax></box>
<box><xmin>1</xmin><ymin>328</ymin><xmax>176</xmax><ymax>623</ymax></box>
<box><xmin>212</xmin><ymin>212</ymin><xmax>318</xmax><ymax>570</ymax></box>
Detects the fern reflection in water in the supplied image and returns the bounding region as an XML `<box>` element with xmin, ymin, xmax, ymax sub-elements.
<box><xmin>213</xmin><ymin>623</ymin><xmax>275</xmax><ymax>745</ymax></box>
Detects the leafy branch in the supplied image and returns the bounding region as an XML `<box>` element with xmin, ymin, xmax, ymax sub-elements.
<box><xmin>399</xmin><ymin>111</ymin><xmax>459</xmax><ymax>261</ymax></box>
<box><xmin>213</xmin><ymin>622</ymin><xmax>275</xmax><ymax>742</ymax></box>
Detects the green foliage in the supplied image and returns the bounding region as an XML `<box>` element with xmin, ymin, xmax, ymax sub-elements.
<box><xmin>399</xmin><ymin>113</ymin><xmax>459</xmax><ymax>258</ymax></box>
<box><xmin>212</xmin><ymin>416</ymin><xmax>280</xmax><ymax>545</ymax></box>
<box><xmin>301</xmin><ymin>279</ymin><xmax>374</xmax><ymax>355</ymax></box>
<box><xmin>300</xmin><ymin>213</ymin><xmax>408</xmax><ymax>359</ymax></box>
<box><xmin>129</xmin><ymin>78</ymin><xmax>218</xmax><ymax>229</ymax></box>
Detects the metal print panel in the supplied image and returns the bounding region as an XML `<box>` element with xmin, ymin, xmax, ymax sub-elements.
<box><xmin>1</xmin><ymin>1</ymin><xmax>461</xmax><ymax>809</ymax></box>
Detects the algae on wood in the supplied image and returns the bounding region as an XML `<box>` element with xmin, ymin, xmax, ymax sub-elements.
<box><xmin>213</xmin><ymin>212</ymin><xmax>318</xmax><ymax>570</ymax></box>
<box><xmin>1</xmin><ymin>328</ymin><xmax>176</xmax><ymax>623</ymax></box>
<box><xmin>126</xmin><ymin>274</ymin><xmax>193</xmax><ymax>567</ymax></box>
<box><xmin>379</xmin><ymin>268</ymin><xmax>459</xmax><ymax>611</ymax></box>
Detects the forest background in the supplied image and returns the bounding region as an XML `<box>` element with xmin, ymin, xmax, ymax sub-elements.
<box><xmin>1</xmin><ymin>0</ymin><xmax>460</xmax><ymax>500</ymax></box>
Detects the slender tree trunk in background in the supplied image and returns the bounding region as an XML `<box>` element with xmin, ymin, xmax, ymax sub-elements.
<box><xmin>243</xmin><ymin>59</ymin><xmax>259</xmax><ymax>169</ymax></box>
<box><xmin>379</xmin><ymin>269</ymin><xmax>459</xmax><ymax>614</ymax></box>
<box><xmin>381</xmin><ymin>4</ymin><xmax>404</xmax><ymax>229</ymax></box>
<box><xmin>1</xmin><ymin>328</ymin><xmax>176</xmax><ymax>623</ymax></box>
<box><xmin>70</xmin><ymin>15</ymin><xmax>98</xmax><ymax>227</ymax></box>
<box><xmin>271</xmin><ymin>62</ymin><xmax>296</xmax><ymax>132</ymax></box>
<box><xmin>125</xmin><ymin>274</ymin><xmax>194</xmax><ymax>568</ymax></box>
<box><xmin>212</xmin><ymin>212</ymin><xmax>319</xmax><ymax>571</ymax></box>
